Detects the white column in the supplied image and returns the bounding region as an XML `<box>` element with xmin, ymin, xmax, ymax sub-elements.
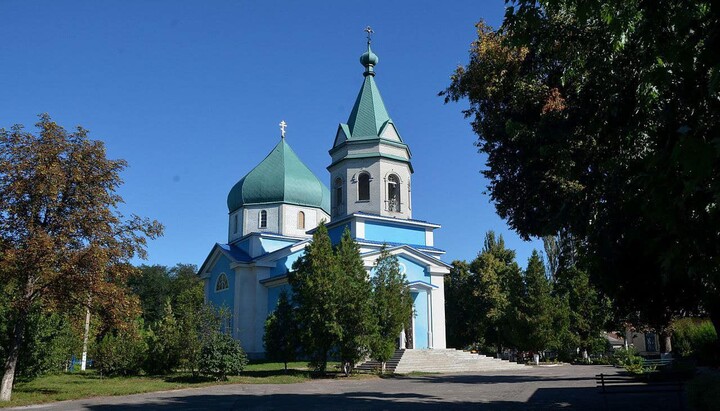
<box><xmin>427</xmin><ymin>290</ymin><xmax>433</xmax><ymax>349</ymax></box>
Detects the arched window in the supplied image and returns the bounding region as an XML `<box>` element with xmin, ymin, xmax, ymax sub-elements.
<box><xmin>259</xmin><ymin>210</ymin><xmax>267</xmax><ymax>228</ymax></box>
<box><xmin>334</xmin><ymin>178</ymin><xmax>343</xmax><ymax>206</ymax></box>
<box><xmin>388</xmin><ymin>174</ymin><xmax>401</xmax><ymax>212</ymax></box>
<box><xmin>358</xmin><ymin>172</ymin><xmax>370</xmax><ymax>201</ymax></box>
<box><xmin>216</xmin><ymin>272</ymin><xmax>229</xmax><ymax>292</ymax></box>
<box><xmin>233</xmin><ymin>214</ymin><xmax>238</xmax><ymax>234</ymax></box>
<box><xmin>297</xmin><ymin>211</ymin><xmax>305</xmax><ymax>229</ymax></box>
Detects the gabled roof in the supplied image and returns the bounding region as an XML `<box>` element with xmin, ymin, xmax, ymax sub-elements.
<box><xmin>360</xmin><ymin>244</ymin><xmax>452</xmax><ymax>272</ymax></box>
<box><xmin>197</xmin><ymin>243</ymin><xmax>254</xmax><ymax>277</ymax></box>
<box><xmin>227</xmin><ymin>138</ymin><xmax>330</xmax><ymax>214</ymax></box>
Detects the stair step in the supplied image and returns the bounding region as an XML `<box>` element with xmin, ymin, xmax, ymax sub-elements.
<box><xmin>355</xmin><ymin>348</ymin><xmax>527</xmax><ymax>374</ymax></box>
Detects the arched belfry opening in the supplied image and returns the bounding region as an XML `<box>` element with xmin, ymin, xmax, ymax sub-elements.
<box><xmin>358</xmin><ymin>172</ymin><xmax>370</xmax><ymax>201</ymax></box>
<box><xmin>387</xmin><ymin>174</ymin><xmax>400</xmax><ymax>212</ymax></box>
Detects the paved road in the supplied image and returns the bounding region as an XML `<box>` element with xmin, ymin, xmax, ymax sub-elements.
<box><xmin>8</xmin><ymin>365</ymin><xmax>685</xmax><ymax>411</ymax></box>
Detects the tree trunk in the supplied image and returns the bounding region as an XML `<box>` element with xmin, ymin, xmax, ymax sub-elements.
<box><xmin>1</xmin><ymin>309</ymin><xmax>28</xmax><ymax>401</ymax></box>
<box><xmin>81</xmin><ymin>304</ymin><xmax>91</xmax><ymax>371</ymax></box>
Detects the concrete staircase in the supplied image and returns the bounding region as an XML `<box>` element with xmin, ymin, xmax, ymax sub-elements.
<box><xmin>355</xmin><ymin>349</ymin><xmax>405</xmax><ymax>373</ymax></box>
<box><xmin>391</xmin><ymin>349</ymin><xmax>527</xmax><ymax>374</ymax></box>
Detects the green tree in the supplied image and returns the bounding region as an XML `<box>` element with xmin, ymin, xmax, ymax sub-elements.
<box><xmin>518</xmin><ymin>251</ymin><xmax>556</xmax><ymax>355</ymax></box>
<box><xmin>335</xmin><ymin>229</ymin><xmax>376</xmax><ymax>376</ymax></box>
<box><xmin>144</xmin><ymin>300</ymin><xmax>181</xmax><ymax>374</ymax></box>
<box><xmin>198</xmin><ymin>330</ymin><xmax>247</xmax><ymax>381</ymax></box>
<box><xmin>16</xmin><ymin>307</ymin><xmax>78</xmax><ymax>377</ymax></box>
<box><xmin>557</xmin><ymin>266</ymin><xmax>611</xmax><ymax>360</ymax></box>
<box><xmin>442</xmin><ymin>1</ymin><xmax>720</xmax><ymax>340</ymax></box>
<box><xmin>130</xmin><ymin>265</ymin><xmax>173</xmax><ymax>325</ymax></box>
<box><xmin>289</xmin><ymin>222</ymin><xmax>341</xmax><ymax>374</ymax></box>
<box><xmin>92</xmin><ymin>320</ymin><xmax>147</xmax><ymax>377</ymax></box>
<box><xmin>0</xmin><ymin>115</ymin><xmax>162</xmax><ymax>400</ymax></box>
<box><xmin>174</xmin><ymin>277</ymin><xmax>206</xmax><ymax>376</ymax></box>
<box><xmin>445</xmin><ymin>232</ymin><xmax>524</xmax><ymax>354</ymax></box>
<box><xmin>445</xmin><ymin>260</ymin><xmax>476</xmax><ymax>348</ymax></box>
<box><xmin>263</xmin><ymin>291</ymin><xmax>298</xmax><ymax>372</ymax></box>
<box><xmin>370</xmin><ymin>248</ymin><xmax>412</xmax><ymax>372</ymax></box>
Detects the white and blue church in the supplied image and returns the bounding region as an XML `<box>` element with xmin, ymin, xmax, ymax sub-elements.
<box><xmin>198</xmin><ymin>39</ymin><xmax>451</xmax><ymax>358</ymax></box>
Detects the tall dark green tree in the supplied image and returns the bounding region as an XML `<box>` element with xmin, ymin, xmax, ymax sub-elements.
<box><xmin>518</xmin><ymin>251</ymin><xmax>556</xmax><ymax>354</ymax></box>
<box><xmin>144</xmin><ymin>300</ymin><xmax>181</xmax><ymax>374</ymax></box>
<box><xmin>335</xmin><ymin>229</ymin><xmax>376</xmax><ymax>376</ymax></box>
<box><xmin>443</xmin><ymin>1</ymin><xmax>720</xmax><ymax>338</ymax></box>
<box><xmin>371</xmin><ymin>247</ymin><xmax>412</xmax><ymax>372</ymax></box>
<box><xmin>263</xmin><ymin>291</ymin><xmax>298</xmax><ymax>372</ymax></box>
<box><xmin>289</xmin><ymin>222</ymin><xmax>341</xmax><ymax>374</ymax></box>
<box><xmin>445</xmin><ymin>260</ymin><xmax>476</xmax><ymax>348</ymax></box>
<box><xmin>174</xmin><ymin>273</ymin><xmax>205</xmax><ymax>376</ymax></box>
<box><xmin>444</xmin><ymin>232</ymin><xmax>523</xmax><ymax>353</ymax></box>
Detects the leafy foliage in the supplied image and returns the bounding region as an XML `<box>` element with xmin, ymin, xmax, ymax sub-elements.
<box><xmin>289</xmin><ymin>223</ymin><xmax>342</xmax><ymax>374</ymax></box>
<box><xmin>198</xmin><ymin>308</ymin><xmax>247</xmax><ymax>381</ymax></box>
<box><xmin>263</xmin><ymin>291</ymin><xmax>299</xmax><ymax>372</ymax></box>
<box><xmin>671</xmin><ymin>318</ymin><xmax>718</xmax><ymax>365</ymax></box>
<box><xmin>443</xmin><ymin>0</ymin><xmax>720</xmax><ymax>337</ymax></box>
<box><xmin>0</xmin><ymin>115</ymin><xmax>162</xmax><ymax>400</ymax></box>
<box><xmin>518</xmin><ymin>251</ymin><xmax>556</xmax><ymax>352</ymax></box>
<box><xmin>174</xmin><ymin>278</ymin><xmax>209</xmax><ymax>376</ymax></box>
<box><xmin>92</xmin><ymin>322</ymin><xmax>147</xmax><ymax>377</ymax></box>
<box><xmin>371</xmin><ymin>247</ymin><xmax>412</xmax><ymax>367</ymax></box>
<box><xmin>335</xmin><ymin>229</ymin><xmax>376</xmax><ymax>375</ymax></box>
<box><xmin>445</xmin><ymin>232</ymin><xmax>523</xmax><ymax>353</ymax></box>
<box><xmin>144</xmin><ymin>301</ymin><xmax>181</xmax><ymax>375</ymax></box>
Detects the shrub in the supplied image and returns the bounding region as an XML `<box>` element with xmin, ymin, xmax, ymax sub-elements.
<box><xmin>672</xmin><ymin>318</ymin><xmax>717</xmax><ymax>365</ymax></box>
<box><xmin>143</xmin><ymin>301</ymin><xmax>181</xmax><ymax>374</ymax></box>
<box><xmin>93</xmin><ymin>327</ymin><xmax>147</xmax><ymax>376</ymax></box>
<box><xmin>612</xmin><ymin>347</ymin><xmax>646</xmax><ymax>374</ymax></box>
<box><xmin>198</xmin><ymin>331</ymin><xmax>247</xmax><ymax>381</ymax></box>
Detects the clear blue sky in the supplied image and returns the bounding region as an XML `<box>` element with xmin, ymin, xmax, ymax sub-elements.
<box><xmin>1</xmin><ymin>0</ymin><xmax>543</xmax><ymax>269</ymax></box>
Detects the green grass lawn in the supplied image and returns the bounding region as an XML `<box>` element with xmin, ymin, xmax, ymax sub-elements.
<box><xmin>3</xmin><ymin>361</ymin><xmax>364</xmax><ymax>408</ymax></box>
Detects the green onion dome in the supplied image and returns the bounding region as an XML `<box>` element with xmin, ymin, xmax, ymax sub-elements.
<box><xmin>227</xmin><ymin>139</ymin><xmax>330</xmax><ymax>214</ymax></box>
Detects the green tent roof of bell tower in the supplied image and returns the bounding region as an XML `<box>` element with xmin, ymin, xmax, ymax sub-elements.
<box><xmin>347</xmin><ymin>74</ymin><xmax>391</xmax><ymax>138</ymax></box>
<box><xmin>227</xmin><ymin>138</ymin><xmax>330</xmax><ymax>214</ymax></box>
<box><xmin>336</xmin><ymin>42</ymin><xmax>406</xmax><ymax>146</ymax></box>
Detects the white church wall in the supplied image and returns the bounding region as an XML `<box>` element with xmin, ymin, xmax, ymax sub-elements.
<box><xmin>228</xmin><ymin>210</ymin><xmax>244</xmax><ymax>243</ymax></box>
<box><xmin>280</xmin><ymin>204</ymin><xmax>326</xmax><ymax>237</ymax></box>
<box><xmin>243</xmin><ymin>204</ymin><xmax>280</xmax><ymax>236</ymax></box>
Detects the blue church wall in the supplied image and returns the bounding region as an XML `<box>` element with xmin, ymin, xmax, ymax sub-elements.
<box><xmin>260</xmin><ymin>237</ymin><xmax>297</xmax><ymax>254</ymax></box>
<box><xmin>267</xmin><ymin>284</ymin><xmax>292</xmax><ymax>314</ymax></box>
<box><xmin>397</xmin><ymin>256</ymin><xmax>431</xmax><ymax>284</ymax></box>
<box><xmin>328</xmin><ymin>223</ymin><xmax>351</xmax><ymax>244</ymax></box>
<box><xmin>207</xmin><ymin>254</ymin><xmax>235</xmax><ymax>311</ymax></box>
<box><xmin>270</xmin><ymin>249</ymin><xmax>304</xmax><ymax>276</ymax></box>
<box><xmin>412</xmin><ymin>290</ymin><xmax>429</xmax><ymax>349</ymax></box>
<box><xmin>364</xmin><ymin>221</ymin><xmax>425</xmax><ymax>245</ymax></box>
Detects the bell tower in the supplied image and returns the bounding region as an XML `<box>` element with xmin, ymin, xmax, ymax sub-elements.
<box><xmin>328</xmin><ymin>30</ymin><xmax>413</xmax><ymax>220</ymax></box>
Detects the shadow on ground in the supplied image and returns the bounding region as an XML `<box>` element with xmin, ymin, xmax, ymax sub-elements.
<box><xmin>82</xmin><ymin>386</ymin><xmax>686</xmax><ymax>411</ymax></box>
